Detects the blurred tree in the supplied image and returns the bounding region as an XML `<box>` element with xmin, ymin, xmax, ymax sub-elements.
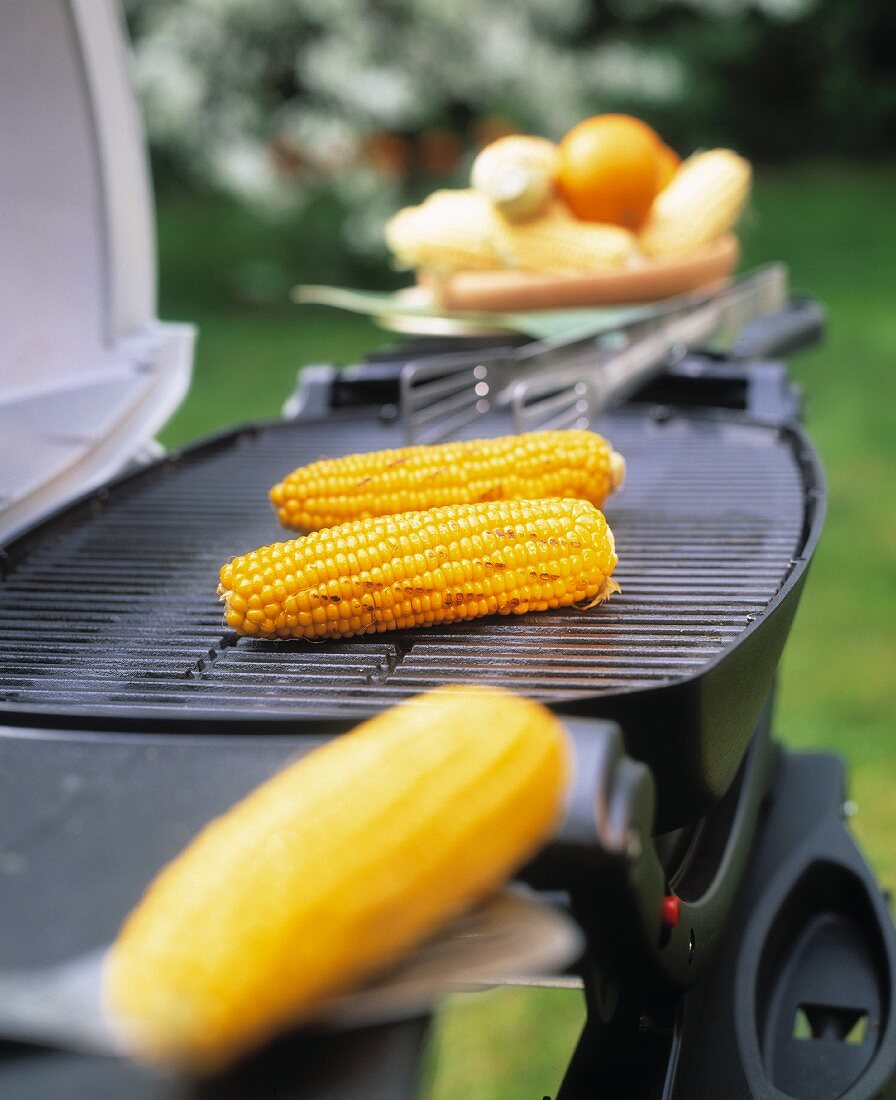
<box><xmin>123</xmin><ymin>0</ymin><xmax>894</xmax><ymax>253</ymax></box>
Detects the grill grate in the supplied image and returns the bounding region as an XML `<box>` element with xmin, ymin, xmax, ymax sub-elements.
<box><xmin>0</xmin><ymin>409</ymin><xmax>806</xmax><ymax>726</ymax></box>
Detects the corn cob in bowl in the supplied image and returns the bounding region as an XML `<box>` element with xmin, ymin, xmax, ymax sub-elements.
<box><xmin>639</xmin><ymin>149</ymin><xmax>752</xmax><ymax>259</ymax></box>
<box><xmin>106</xmin><ymin>685</ymin><xmax>571</xmax><ymax>1070</ymax></box>
<box><xmin>219</xmin><ymin>498</ymin><xmax>618</xmax><ymax>641</ymax></box>
<box><xmin>385</xmin><ymin>189</ymin><xmax>636</xmax><ymax>275</ymax></box>
<box><xmin>376</xmin><ymin>116</ymin><xmax>752</xmax><ymax>310</ymax></box>
<box><xmin>270</xmin><ymin>429</ymin><xmax>625</xmax><ymax>532</ymax></box>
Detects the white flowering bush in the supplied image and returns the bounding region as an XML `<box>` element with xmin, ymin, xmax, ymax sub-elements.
<box><xmin>123</xmin><ymin>0</ymin><xmax>823</xmax><ymax>252</ymax></box>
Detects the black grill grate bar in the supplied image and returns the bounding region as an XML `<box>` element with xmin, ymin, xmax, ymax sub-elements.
<box><xmin>0</xmin><ymin>629</ymin><xmax>729</xmax><ymax>658</ymax></box>
<box><xmin>0</xmin><ymin>643</ymin><xmax>726</xmax><ymax>676</ymax></box>
<box><xmin>0</xmin><ymin>655</ymin><xmax>716</xmax><ymax>682</ymax></box>
<box><xmin>0</xmin><ymin>615</ymin><xmax>763</xmax><ymax>658</ymax></box>
<box><xmin>1</xmin><ymin>673</ymin><xmax>675</xmax><ymax>706</ymax></box>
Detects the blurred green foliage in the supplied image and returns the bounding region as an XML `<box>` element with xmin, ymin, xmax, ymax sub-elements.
<box><xmin>131</xmin><ymin>0</ymin><xmax>895</xmax><ymax>261</ymax></box>
<box><xmin>594</xmin><ymin>0</ymin><xmax>896</xmax><ymax>160</ymax></box>
<box><xmin>134</xmin><ymin>0</ymin><xmax>896</xmax><ymax>167</ymax></box>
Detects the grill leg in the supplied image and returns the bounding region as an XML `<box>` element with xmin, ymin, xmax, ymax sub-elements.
<box><xmin>557</xmin><ymin>980</ymin><xmax>672</xmax><ymax>1099</ymax></box>
<box><xmin>196</xmin><ymin>1016</ymin><xmax>432</xmax><ymax>1100</ymax></box>
<box><xmin>673</xmin><ymin>749</ymin><xmax>896</xmax><ymax>1100</ymax></box>
<box><xmin>556</xmin><ymin>748</ymin><xmax>896</xmax><ymax>1100</ymax></box>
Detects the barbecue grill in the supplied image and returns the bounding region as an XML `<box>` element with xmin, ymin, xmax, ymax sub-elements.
<box><xmin>1</xmin><ymin>3</ymin><xmax>894</xmax><ymax>1098</ymax></box>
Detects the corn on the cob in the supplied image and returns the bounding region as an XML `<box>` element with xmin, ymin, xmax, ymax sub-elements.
<box><xmin>270</xmin><ymin>430</ymin><xmax>625</xmax><ymax>531</ymax></box>
<box><xmin>493</xmin><ymin>201</ymin><xmax>635</xmax><ymax>273</ymax></box>
<box><xmin>639</xmin><ymin>149</ymin><xmax>751</xmax><ymax>259</ymax></box>
<box><xmin>385</xmin><ymin>189</ymin><xmax>635</xmax><ymax>274</ymax></box>
<box><xmin>106</xmin><ymin>684</ymin><xmax>570</xmax><ymax>1070</ymax></box>
<box><xmin>471</xmin><ymin>135</ymin><xmax>559</xmax><ymax>221</ymax></box>
<box><xmin>385</xmin><ymin>189</ymin><xmax>501</xmax><ymax>272</ymax></box>
<box><xmin>218</xmin><ymin>498</ymin><xmax>618</xmax><ymax>641</ymax></box>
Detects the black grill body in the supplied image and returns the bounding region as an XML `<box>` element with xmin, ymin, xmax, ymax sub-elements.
<box><xmin>0</xmin><ymin>381</ymin><xmax>823</xmax><ymax>827</ymax></box>
<box><xmin>5</xmin><ymin>339</ymin><xmax>893</xmax><ymax>1100</ymax></box>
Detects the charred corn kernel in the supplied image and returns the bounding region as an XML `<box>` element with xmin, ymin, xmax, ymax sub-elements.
<box><xmin>385</xmin><ymin>189</ymin><xmax>635</xmax><ymax>274</ymax></box>
<box><xmin>639</xmin><ymin>149</ymin><xmax>751</xmax><ymax>259</ymax></box>
<box><xmin>219</xmin><ymin>499</ymin><xmax>618</xmax><ymax>641</ymax></box>
<box><xmin>106</xmin><ymin>685</ymin><xmax>570</xmax><ymax>1070</ymax></box>
<box><xmin>471</xmin><ymin>135</ymin><xmax>559</xmax><ymax>221</ymax></box>
<box><xmin>270</xmin><ymin>430</ymin><xmax>625</xmax><ymax>531</ymax></box>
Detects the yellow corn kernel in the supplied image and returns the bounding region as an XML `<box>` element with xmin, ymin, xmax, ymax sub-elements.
<box><xmin>219</xmin><ymin>499</ymin><xmax>618</xmax><ymax>641</ymax></box>
<box><xmin>106</xmin><ymin>685</ymin><xmax>570</xmax><ymax>1070</ymax></box>
<box><xmin>639</xmin><ymin>149</ymin><xmax>751</xmax><ymax>259</ymax></box>
<box><xmin>270</xmin><ymin>429</ymin><xmax>625</xmax><ymax>531</ymax></box>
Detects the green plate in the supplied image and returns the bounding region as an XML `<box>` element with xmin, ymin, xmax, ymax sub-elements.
<box><xmin>293</xmin><ymin>284</ymin><xmax>652</xmax><ymax>341</ymax></box>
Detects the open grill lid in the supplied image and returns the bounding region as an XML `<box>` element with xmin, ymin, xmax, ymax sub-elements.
<box><xmin>0</xmin><ymin>0</ymin><xmax>194</xmax><ymax>543</ymax></box>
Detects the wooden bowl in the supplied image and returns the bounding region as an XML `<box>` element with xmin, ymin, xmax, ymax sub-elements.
<box><xmin>420</xmin><ymin>234</ymin><xmax>739</xmax><ymax>313</ymax></box>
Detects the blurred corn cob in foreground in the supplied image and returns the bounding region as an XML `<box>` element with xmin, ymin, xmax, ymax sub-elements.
<box><xmin>385</xmin><ymin>189</ymin><xmax>635</xmax><ymax>275</ymax></box>
<box><xmin>107</xmin><ymin>685</ymin><xmax>570</xmax><ymax>1070</ymax></box>
<box><xmin>271</xmin><ymin>430</ymin><xmax>625</xmax><ymax>531</ymax></box>
<box><xmin>219</xmin><ymin>498</ymin><xmax>618</xmax><ymax>641</ymax></box>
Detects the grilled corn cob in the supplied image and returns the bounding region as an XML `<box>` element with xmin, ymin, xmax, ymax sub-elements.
<box><xmin>106</xmin><ymin>684</ymin><xmax>570</xmax><ymax>1070</ymax></box>
<box><xmin>219</xmin><ymin>498</ymin><xmax>618</xmax><ymax>641</ymax></box>
<box><xmin>639</xmin><ymin>149</ymin><xmax>751</xmax><ymax>259</ymax></box>
<box><xmin>270</xmin><ymin>430</ymin><xmax>625</xmax><ymax>531</ymax></box>
<box><xmin>385</xmin><ymin>189</ymin><xmax>635</xmax><ymax>274</ymax></box>
<box><xmin>471</xmin><ymin>135</ymin><xmax>559</xmax><ymax>221</ymax></box>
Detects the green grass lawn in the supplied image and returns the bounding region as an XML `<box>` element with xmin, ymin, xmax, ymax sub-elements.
<box><xmin>156</xmin><ymin>163</ymin><xmax>896</xmax><ymax>1098</ymax></box>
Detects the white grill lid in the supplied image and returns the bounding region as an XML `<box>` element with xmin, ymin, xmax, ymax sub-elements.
<box><xmin>0</xmin><ymin>0</ymin><xmax>194</xmax><ymax>542</ymax></box>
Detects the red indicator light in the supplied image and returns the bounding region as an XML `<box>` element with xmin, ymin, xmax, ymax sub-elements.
<box><xmin>662</xmin><ymin>894</ymin><xmax>681</xmax><ymax>927</ymax></box>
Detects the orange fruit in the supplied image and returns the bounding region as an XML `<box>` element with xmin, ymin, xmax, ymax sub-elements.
<box><xmin>558</xmin><ymin>114</ymin><xmax>662</xmax><ymax>229</ymax></box>
<box><xmin>656</xmin><ymin>142</ymin><xmax>681</xmax><ymax>190</ymax></box>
